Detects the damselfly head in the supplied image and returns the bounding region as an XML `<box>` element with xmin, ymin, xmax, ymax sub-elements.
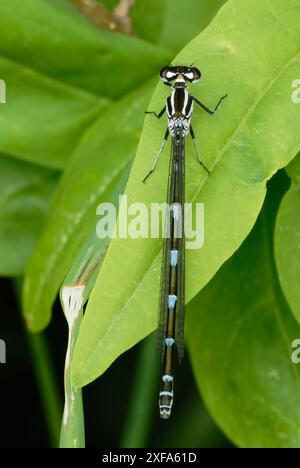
<box><xmin>160</xmin><ymin>65</ymin><xmax>201</xmax><ymax>85</ymax></box>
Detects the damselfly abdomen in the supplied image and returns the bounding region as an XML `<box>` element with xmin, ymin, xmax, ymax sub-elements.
<box><xmin>144</xmin><ymin>65</ymin><xmax>227</xmax><ymax>419</ymax></box>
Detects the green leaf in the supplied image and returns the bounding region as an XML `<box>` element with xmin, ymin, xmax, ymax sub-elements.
<box><xmin>132</xmin><ymin>0</ymin><xmax>226</xmax><ymax>54</ymax></box>
<box><xmin>100</xmin><ymin>0</ymin><xmax>224</xmax><ymax>52</ymax></box>
<box><xmin>72</xmin><ymin>0</ymin><xmax>300</xmax><ymax>388</ymax></box>
<box><xmin>285</xmin><ymin>152</ymin><xmax>300</xmax><ymax>184</ymax></box>
<box><xmin>275</xmin><ymin>169</ymin><xmax>300</xmax><ymax>324</ymax></box>
<box><xmin>23</xmin><ymin>81</ymin><xmax>154</xmax><ymax>331</ymax></box>
<box><xmin>0</xmin><ymin>0</ymin><xmax>164</xmax><ymax>98</ymax></box>
<box><xmin>0</xmin><ymin>0</ymin><xmax>165</xmax><ymax>167</ymax></box>
<box><xmin>158</xmin><ymin>0</ymin><xmax>227</xmax><ymax>53</ymax></box>
<box><xmin>132</xmin><ymin>0</ymin><xmax>165</xmax><ymax>44</ymax></box>
<box><xmin>0</xmin><ymin>57</ymin><xmax>108</xmax><ymax>169</ymax></box>
<box><xmin>44</xmin><ymin>0</ymin><xmax>87</xmax><ymax>18</ymax></box>
<box><xmin>187</xmin><ymin>175</ymin><xmax>300</xmax><ymax>448</ymax></box>
<box><xmin>0</xmin><ymin>155</ymin><xmax>59</xmax><ymax>276</ymax></box>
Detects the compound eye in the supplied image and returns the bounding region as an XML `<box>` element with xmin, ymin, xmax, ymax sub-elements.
<box><xmin>166</xmin><ymin>71</ymin><xmax>177</xmax><ymax>81</ymax></box>
<box><xmin>184</xmin><ymin>71</ymin><xmax>195</xmax><ymax>81</ymax></box>
<box><xmin>190</xmin><ymin>67</ymin><xmax>201</xmax><ymax>82</ymax></box>
<box><xmin>160</xmin><ymin>66</ymin><xmax>176</xmax><ymax>82</ymax></box>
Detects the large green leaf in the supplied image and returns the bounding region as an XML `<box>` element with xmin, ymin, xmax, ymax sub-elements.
<box><xmin>101</xmin><ymin>0</ymin><xmax>225</xmax><ymax>52</ymax></box>
<box><xmin>0</xmin><ymin>0</ymin><xmax>165</xmax><ymax>167</ymax></box>
<box><xmin>275</xmin><ymin>154</ymin><xmax>300</xmax><ymax>323</ymax></box>
<box><xmin>21</xmin><ymin>0</ymin><xmax>230</xmax><ymax>326</ymax></box>
<box><xmin>158</xmin><ymin>0</ymin><xmax>227</xmax><ymax>53</ymax></box>
<box><xmin>0</xmin><ymin>57</ymin><xmax>108</xmax><ymax>169</ymax></box>
<box><xmin>44</xmin><ymin>0</ymin><xmax>89</xmax><ymax>18</ymax></box>
<box><xmin>285</xmin><ymin>152</ymin><xmax>300</xmax><ymax>183</ymax></box>
<box><xmin>72</xmin><ymin>0</ymin><xmax>300</xmax><ymax>387</ymax></box>
<box><xmin>0</xmin><ymin>0</ymin><xmax>164</xmax><ymax>98</ymax></box>
<box><xmin>187</xmin><ymin>175</ymin><xmax>300</xmax><ymax>448</ymax></box>
<box><xmin>0</xmin><ymin>155</ymin><xmax>59</xmax><ymax>276</ymax></box>
<box><xmin>132</xmin><ymin>0</ymin><xmax>165</xmax><ymax>44</ymax></box>
<box><xmin>23</xmin><ymin>81</ymin><xmax>154</xmax><ymax>331</ymax></box>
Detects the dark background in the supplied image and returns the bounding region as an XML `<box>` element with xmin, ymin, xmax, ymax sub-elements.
<box><xmin>0</xmin><ymin>281</ymin><xmax>231</xmax><ymax>448</ymax></box>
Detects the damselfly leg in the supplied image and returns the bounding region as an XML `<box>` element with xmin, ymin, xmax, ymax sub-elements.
<box><xmin>192</xmin><ymin>94</ymin><xmax>228</xmax><ymax>115</ymax></box>
<box><xmin>142</xmin><ymin>129</ymin><xmax>169</xmax><ymax>184</ymax></box>
<box><xmin>145</xmin><ymin>107</ymin><xmax>166</xmax><ymax>119</ymax></box>
<box><xmin>190</xmin><ymin>126</ymin><xmax>210</xmax><ymax>174</ymax></box>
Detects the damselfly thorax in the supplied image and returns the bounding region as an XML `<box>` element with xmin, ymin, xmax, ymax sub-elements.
<box><xmin>167</xmin><ymin>87</ymin><xmax>193</xmax><ymax>137</ymax></box>
<box><xmin>144</xmin><ymin>65</ymin><xmax>227</xmax><ymax>419</ymax></box>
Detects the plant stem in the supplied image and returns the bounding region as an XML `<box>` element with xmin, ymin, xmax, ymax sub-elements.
<box><xmin>59</xmin><ymin>286</ymin><xmax>85</xmax><ymax>448</ymax></box>
<box><xmin>26</xmin><ymin>332</ymin><xmax>63</xmax><ymax>447</ymax></box>
<box><xmin>120</xmin><ymin>333</ymin><xmax>159</xmax><ymax>448</ymax></box>
<box><xmin>69</xmin><ymin>0</ymin><xmax>135</xmax><ymax>34</ymax></box>
<box><xmin>113</xmin><ymin>0</ymin><xmax>135</xmax><ymax>34</ymax></box>
<box><xmin>14</xmin><ymin>278</ymin><xmax>62</xmax><ymax>447</ymax></box>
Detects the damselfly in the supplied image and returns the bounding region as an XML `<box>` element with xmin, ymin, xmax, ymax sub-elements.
<box><xmin>144</xmin><ymin>65</ymin><xmax>227</xmax><ymax>419</ymax></box>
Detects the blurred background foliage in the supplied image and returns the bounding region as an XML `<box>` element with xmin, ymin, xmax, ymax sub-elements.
<box><xmin>0</xmin><ymin>0</ymin><xmax>229</xmax><ymax>448</ymax></box>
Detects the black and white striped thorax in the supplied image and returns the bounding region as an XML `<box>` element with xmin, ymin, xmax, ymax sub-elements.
<box><xmin>166</xmin><ymin>87</ymin><xmax>193</xmax><ymax>137</ymax></box>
